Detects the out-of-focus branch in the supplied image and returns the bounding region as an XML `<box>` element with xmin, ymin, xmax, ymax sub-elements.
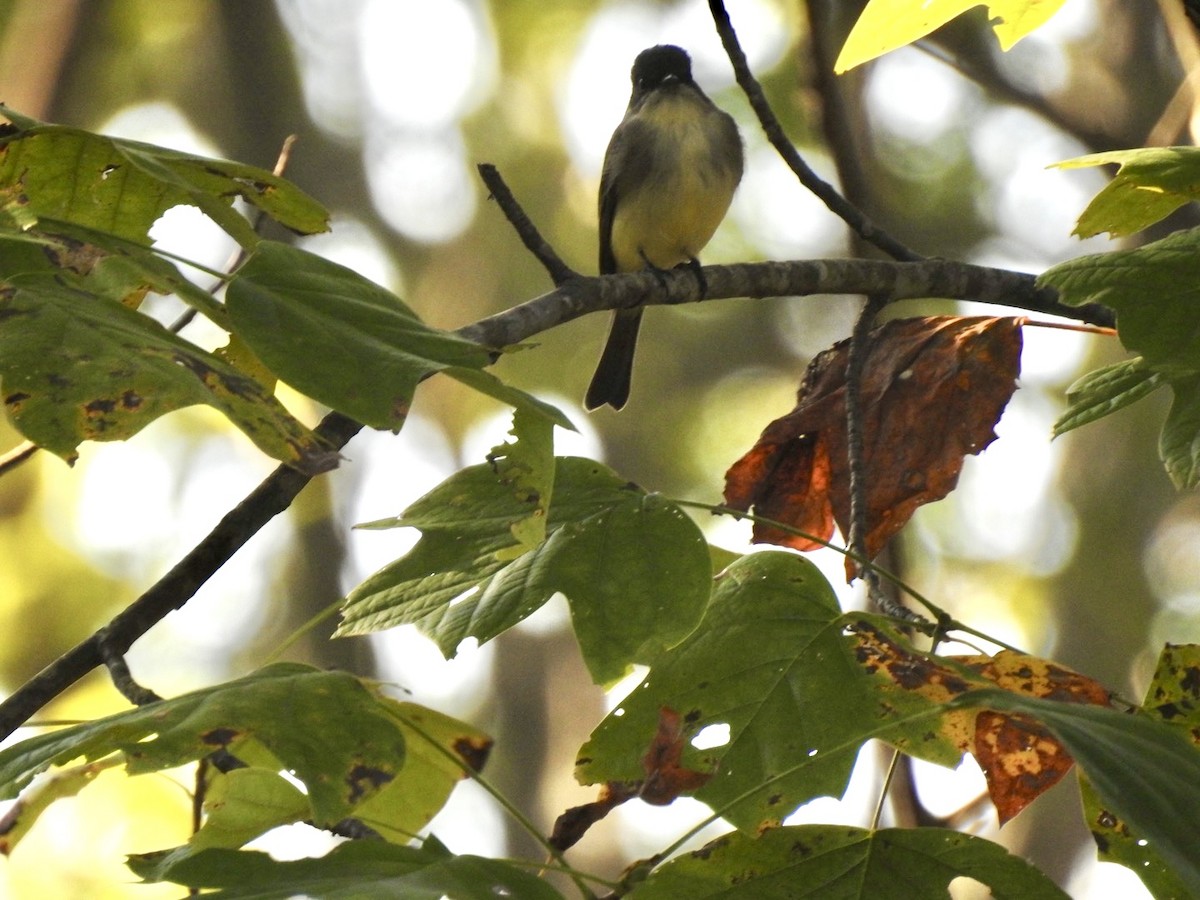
<box><xmin>804</xmin><ymin>0</ymin><xmax>876</xmax><ymax>228</ymax></box>
<box><xmin>0</xmin><ymin>441</ymin><xmax>38</xmax><ymax>478</ymax></box>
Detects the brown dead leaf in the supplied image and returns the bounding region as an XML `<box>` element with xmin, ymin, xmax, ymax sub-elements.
<box><xmin>548</xmin><ymin>782</ymin><xmax>635</xmax><ymax>852</ymax></box>
<box><xmin>550</xmin><ymin>707</ymin><xmax>712</xmax><ymax>852</ymax></box>
<box><xmin>639</xmin><ymin>706</ymin><xmax>712</xmax><ymax>805</ymax></box>
<box><xmin>724</xmin><ymin>316</ymin><xmax>1022</xmax><ymax>571</ymax></box>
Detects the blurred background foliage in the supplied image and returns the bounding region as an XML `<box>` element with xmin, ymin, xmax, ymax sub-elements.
<box><xmin>0</xmin><ymin>0</ymin><xmax>1195</xmax><ymax>896</ymax></box>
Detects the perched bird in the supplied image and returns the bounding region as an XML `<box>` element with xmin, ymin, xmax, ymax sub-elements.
<box><xmin>585</xmin><ymin>44</ymin><xmax>744</xmax><ymax>411</ymax></box>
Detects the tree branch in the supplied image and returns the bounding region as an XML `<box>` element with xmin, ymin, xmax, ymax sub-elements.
<box><xmin>478</xmin><ymin>163</ymin><xmax>577</xmax><ymax>285</ymax></box>
<box><xmin>708</xmin><ymin>0</ymin><xmax>923</xmax><ymax>262</ymax></box>
<box><xmin>0</xmin><ymin>247</ymin><xmax>1109</xmax><ymax>742</ymax></box>
<box><xmin>459</xmin><ymin>256</ymin><xmax>1110</xmax><ymax>349</ymax></box>
<box><xmin>845</xmin><ymin>293</ymin><xmax>888</xmax><ymax>578</ymax></box>
<box><xmin>0</xmin><ymin>411</ymin><xmax>363</xmax><ymax>740</ymax></box>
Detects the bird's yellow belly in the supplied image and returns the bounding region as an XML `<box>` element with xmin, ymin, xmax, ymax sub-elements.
<box><xmin>608</xmin><ymin>111</ymin><xmax>738</xmax><ymax>273</ymax></box>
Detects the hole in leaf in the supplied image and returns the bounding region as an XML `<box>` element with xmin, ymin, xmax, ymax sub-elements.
<box><xmin>948</xmin><ymin>876</ymin><xmax>989</xmax><ymax>899</ymax></box>
<box><xmin>691</xmin><ymin>723</ymin><xmax>730</xmax><ymax>750</ymax></box>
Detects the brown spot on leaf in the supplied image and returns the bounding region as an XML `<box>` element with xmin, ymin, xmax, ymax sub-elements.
<box><xmin>551</xmin><ymin>708</ymin><xmax>712</xmax><ymax>852</ymax></box>
<box><xmin>549</xmin><ymin>782</ymin><xmax>635</xmax><ymax>852</ymax></box>
<box><xmin>84</xmin><ymin>397</ymin><xmax>117</xmax><ymax>416</ymax></box>
<box><xmin>452</xmin><ymin>735</ymin><xmax>493</xmax><ymax>773</ymax></box>
<box><xmin>346</xmin><ymin>763</ymin><xmax>394</xmax><ymax>803</ymax></box>
<box><xmin>638</xmin><ymin>707</ymin><xmax>713</xmax><ymax>806</ymax></box>
<box><xmin>201</xmin><ymin>727</ymin><xmax>239</xmax><ymax>746</ymax></box>
<box><xmin>1181</xmin><ymin>665</ymin><xmax>1200</xmax><ymax>697</ymax></box>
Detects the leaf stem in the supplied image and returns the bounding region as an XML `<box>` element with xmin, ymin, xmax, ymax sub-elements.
<box><xmin>669</xmin><ymin>498</ymin><xmax>1027</xmax><ymax>655</ymax></box>
<box><xmin>383</xmin><ymin>705</ymin><xmax>601</xmax><ymax>900</ymax></box>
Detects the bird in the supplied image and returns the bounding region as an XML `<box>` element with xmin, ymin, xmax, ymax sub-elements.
<box><xmin>584</xmin><ymin>44</ymin><xmax>744</xmax><ymax>411</ymax></box>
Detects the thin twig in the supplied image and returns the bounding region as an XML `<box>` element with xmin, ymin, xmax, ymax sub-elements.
<box><xmin>845</xmin><ymin>294</ymin><xmax>923</xmax><ymax>622</ymax></box>
<box><xmin>96</xmin><ymin>626</ymin><xmax>163</xmax><ymax>706</ymax></box>
<box><xmin>708</xmin><ymin>0</ymin><xmax>923</xmax><ymax>263</ymax></box>
<box><xmin>169</xmin><ymin>134</ymin><xmax>299</xmax><ymax>334</ymax></box>
<box><xmin>0</xmin><ymin>440</ymin><xmax>38</xmax><ymax>477</ymax></box>
<box><xmin>844</xmin><ymin>293</ymin><xmax>887</xmax><ymax>581</ymax></box>
<box><xmin>478</xmin><ymin>163</ymin><xmax>578</xmax><ymax>286</ymax></box>
<box><xmin>871</xmin><ymin>749</ymin><xmax>903</xmax><ymax>829</ymax></box>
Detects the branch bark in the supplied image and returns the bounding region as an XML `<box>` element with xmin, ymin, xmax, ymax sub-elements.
<box><xmin>0</xmin><ymin>250</ymin><xmax>1111</xmax><ymax>742</ymax></box>
<box><xmin>458</xmin><ymin>256</ymin><xmax>1111</xmax><ymax>351</ymax></box>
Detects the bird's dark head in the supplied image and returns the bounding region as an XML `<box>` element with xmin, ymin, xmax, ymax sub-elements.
<box><xmin>630</xmin><ymin>44</ymin><xmax>693</xmax><ymax>94</ymax></box>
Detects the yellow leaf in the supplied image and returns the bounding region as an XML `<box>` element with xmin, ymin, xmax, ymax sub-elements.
<box><xmin>835</xmin><ymin>0</ymin><xmax>1069</xmax><ymax>73</ymax></box>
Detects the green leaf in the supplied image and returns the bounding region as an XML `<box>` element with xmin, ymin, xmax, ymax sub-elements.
<box><xmin>32</xmin><ymin>218</ymin><xmax>233</xmax><ymax>325</ymax></box>
<box><xmin>127</xmin><ymin>840</ymin><xmax>565</xmax><ymax>899</ymax></box>
<box><xmin>630</xmin><ymin>825</ymin><xmax>1068</xmax><ymax>899</ymax></box>
<box><xmin>958</xmin><ymin>689</ymin><xmax>1200</xmax><ymax>895</ymax></box>
<box><xmin>339</xmin><ymin>462</ymin><xmax>566</xmax><ymax>638</ymax></box>
<box><xmin>485</xmin><ymin>407</ymin><xmax>556</xmax><ymax>555</ymax></box>
<box><xmin>534</xmin><ymin>490</ymin><xmax>711</xmax><ymax>684</ymax></box>
<box><xmin>0</xmin><ymin>272</ymin><xmax>333</xmax><ymax>471</ymax></box>
<box><xmin>340</xmin><ymin>457</ymin><xmax>711</xmax><ymax>684</ymax></box>
<box><xmin>0</xmin><ymin>105</ymin><xmax>328</xmax><ymax>246</ymax></box>
<box><xmin>132</xmin><ymin>768</ymin><xmax>310</xmax><ymax>879</ymax></box>
<box><xmin>1055</xmin><ymin>148</ymin><xmax>1200</xmax><ymax>238</ymax></box>
<box><xmin>577</xmin><ymin>552</ymin><xmax>955</xmax><ymax>830</ymax></box>
<box><xmin>227</xmin><ymin>241</ymin><xmax>490</xmax><ymax>431</ymax></box>
<box><xmin>1078</xmin><ymin>644</ymin><xmax>1200</xmax><ymax>898</ymax></box>
<box><xmin>1143</xmin><ymin>643</ymin><xmax>1200</xmax><ymax>723</ymax></box>
<box><xmin>0</xmin><ymin>664</ymin><xmax>408</xmax><ymax>827</ymax></box>
<box><xmin>136</xmin><ymin>701</ymin><xmax>489</xmax><ymax>873</ymax></box>
<box><xmin>1079</xmin><ymin>777</ymin><xmax>1188</xmax><ymax>900</ymax></box>
<box><xmin>1040</xmin><ymin>231</ymin><xmax>1200</xmax><ymax>486</ymax></box>
<box><xmin>443</xmin><ymin>366</ymin><xmax>575</xmax><ymax>432</ymax></box>
<box><xmin>835</xmin><ymin>0</ymin><xmax>1067</xmax><ymax>72</ymax></box>
<box><xmin>1161</xmin><ymin>375</ymin><xmax>1200</xmax><ymax>488</ymax></box>
<box><xmin>195</xmin><ymin>768</ymin><xmax>309</xmax><ymax>848</ymax></box>
<box><xmin>1053</xmin><ymin>357</ymin><xmax>1166</xmax><ymax>437</ymax></box>
<box><xmin>0</xmin><ymin>757</ymin><xmax>118</xmax><ymax>854</ymax></box>
<box><xmin>1039</xmin><ymin>228</ymin><xmax>1200</xmax><ymax>375</ymax></box>
<box><xmin>353</xmin><ymin>702</ymin><xmax>492</xmax><ymax>843</ymax></box>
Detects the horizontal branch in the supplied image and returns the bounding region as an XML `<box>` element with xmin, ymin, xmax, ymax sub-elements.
<box><xmin>459</xmin><ymin>257</ymin><xmax>1113</xmax><ymax>349</ymax></box>
<box><xmin>0</xmin><ymin>253</ymin><xmax>1110</xmax><ymax>743</ymax></box>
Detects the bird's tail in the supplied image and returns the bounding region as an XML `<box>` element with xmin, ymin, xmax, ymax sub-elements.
<box><xmin>585</xmin><ymin>309</ymin><xmax>643</xmax><ymax>410</ymax></box>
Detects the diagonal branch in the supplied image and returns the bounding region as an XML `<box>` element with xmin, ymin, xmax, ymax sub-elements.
<box><xmin>478</xmin><ymin>163</ymin><xmax>578</xmax><ymax>285</ymax></box>
<box><xmin>0</xmin><ymin>411</ymin><xmax>363</xmax><ymax>739</ymax></box>
<box><xmin>708</xmin><ymin>0</ymin><xmax>923</xmax><ymax>262</ymax></box>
